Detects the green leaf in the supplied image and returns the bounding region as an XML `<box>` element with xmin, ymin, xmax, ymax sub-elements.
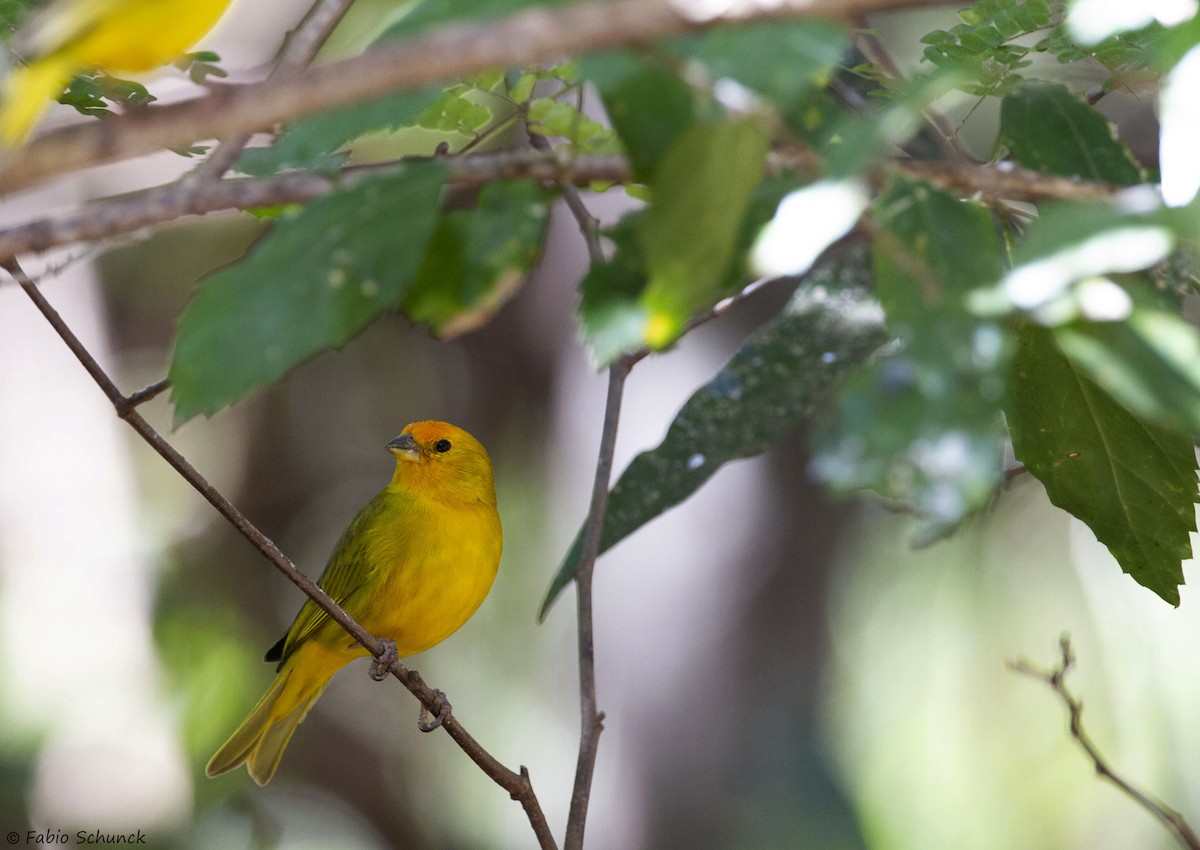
<box><xmin>541</xmin><ymin>251</ymin><xmax>889</xmax><ymax>619</ymax></box>
<box><xmin>979</xmin><ymin>200</ymin><xmax>1177</xmax><ymax>323</ymax></box>
<box><xmin>403</xmin><ymin>181</ymin><xmax>548</xmax><ymax>336</ymax></box>
<box><xmin>235</xmin><ymin>87</ymin><xmax>442</xmax><ymax>177</ymax></box>
<box><xmin>999</xmin><ymin>81</ymin><xmax>1142</xmax><ymax>185</ymax></box>
<box><xmin>577</xmin><ymin>259</ymin><xmax>649</xmax><ymax>367</ymax></box>
<box><xmin>676</xmin><ymin>19</ymin><xmax>848</xmax><ymax>106</ymax></box>
<box><xmin>578</xmin><ymin>171</ymin><xmax>807</xmax><ymax>366</ymax></box>
<box><xmin>595</xmin><ymin>63</ymin><xmax>695</xmax><ymax>181</ymax></box>
<box><xmin>170</xmin><ymin>163</ymin><xmax>449</xmax><ymax>422</ymax></box>
<box><xmin>812</xmin><ymin>178</ymin><xmax>1009</xmax><ymax>537</ymax></box>
<box><xmin>526</xmin><ymin>97</ymin><xmax>618</xmax><ymax>153</ymax></box>
<box><xmin>1008</xmin><ymin>324</ymin><xmax>1196</xmax><ymax>605</ymax></box>
<box><xmin>638</xmin><ymin>120</ymin><xmax>769</xmax><ymax>348</ymax></box>
<box><xmin>1053</xmin><ymin>303</ymin><xmax>1200</xmax><ymax>433</ymax></box>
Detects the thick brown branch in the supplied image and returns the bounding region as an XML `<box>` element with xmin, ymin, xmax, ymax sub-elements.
<box><xmin>0</xmin><ymin>0</ymin><xmax>957</xmax><ymax>196</ymax></box>
<box><xmin>893</xmin><ymin>159</ymin><xmax>1126</xmax><ymax>204</ymax></box>
<box><xmin>5</xmin><ymin>259</ymin><xmax>557</xmax><ymax>850</ymax></box>
<box><xmin>1009</xmin><ymin>636</ymin><xmax>1200</xmax><ymax>850</ymax></box>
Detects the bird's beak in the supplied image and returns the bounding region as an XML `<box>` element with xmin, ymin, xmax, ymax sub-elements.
<box><xmin>386</xmin><ymin>432</ymin><xmax>420</xmax><ymax>462</ymax></box>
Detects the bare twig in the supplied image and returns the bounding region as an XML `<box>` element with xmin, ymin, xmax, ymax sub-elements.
<box><xmin>527</xmin><ymin>133</ymin><xmax>605</xmax><ymax>265</ymax></box>
<box><xmin>123</xmin><ymin>377</ymin><xmax>171</xmax><ymax>410</ymax></box>
<box><xmin>566</xmin><ymin>360</ymin><xmax>628</xmax><ymax>850</ymax></box>
<box><xmin>1009</xmin><ymin>636</ymin><xmax>1200</xmax><ymax>850</ymax></box>
<box><xmin>535</xmin><ymin>118</ymin><xmax>627</xmax><ymax>847</ymax></box>
<box><xmin>5</xmin><ymin>259</ymin><xmax>558</xmax><ymax>850</ymax></box>
<box><xmin>0</xmin><ymin>0</ymin><xmax>960</xmax><ymax>196</ymax></box>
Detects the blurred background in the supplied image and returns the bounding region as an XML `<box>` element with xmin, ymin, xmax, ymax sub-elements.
<box><xmin>1</xmin><ymin>1</ymin><xmax>1198</xmax><ymax>848</ymax></box>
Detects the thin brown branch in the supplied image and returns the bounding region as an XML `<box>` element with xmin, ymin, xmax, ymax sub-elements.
<box><xmin>566</xmin><ymin>361</ymin><xmax>628</xmax><ymax>850</ymax></box>
<box><xmin>4</xmin><ymin>259</ymin><xmax>557</xmax><ymax>850</ymax></box>
<box><xmin>0</xmin><ymin>146</ymin><xmax>1121</xmax><ymax>266</ymax></box>
<box><xmin>0</xmin><ymin>0</ymin><xmax>960</xmax><ymax>196</ymax></box>
<box><xmin>528</xmin><ymin>132</ymin><xmax>605</xmax><ymax>264</ymax></box>
<box><xmin>1009</xmin><ymin>636</ymin><xmax>1200</xmax><ymax>850</ymax></box>
<box><xmin>123</xmin><ymin>377</ymin><xmax>171</xmax><ymax>410</ymax></box>
<box><xmin>537</xmin><ymin>128</ymin><xmax>627</xmax><ymax>847</ymax></box>
<box><xmin>0</xmin><ymin>150</ymin><xmax>629</xmax><ymax>263</ymax></box>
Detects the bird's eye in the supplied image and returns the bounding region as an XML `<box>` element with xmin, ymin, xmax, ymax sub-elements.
<box><xmin>434</xmin><ymin>439</ymin><xmax>452</xmax><ymax>453</ymax></box>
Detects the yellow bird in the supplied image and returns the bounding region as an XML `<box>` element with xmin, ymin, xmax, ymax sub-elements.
<box><xmin>206</xmin><ymin>421</ymin><xmax>503</xmax><ymax>786</ymax></box>
<box><xmin>0</xmin><ymin>0</ymin><xmax>234</xmax><ymax>144</ymax></box>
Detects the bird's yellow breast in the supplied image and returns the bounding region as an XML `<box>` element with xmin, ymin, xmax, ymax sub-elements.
<box><xmin>349</xmin><ymin>491</ymin><xmax>502</xmax><ymax>658</ymax></box>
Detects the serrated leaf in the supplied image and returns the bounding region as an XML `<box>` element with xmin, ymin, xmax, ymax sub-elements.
<box><xmin>403</xmin><ymin>181</ymin><xmax>548</xmax><ymax>336</ymax></box>
<box><xmin>1008</xmin><ymin>324</ymin><xmax>1196</xmax><ymax>605</ymax></box>
<box><xmin>542</xmin><ymin>254</ymin><xmax>889</xmax><ymax>618</ymax></box>
<box><xmin>638</xmin><ymin>120</ymin><xmax>769</xmax><ymax>348</ymax></box>
<box><xmin>1053</xmin><ymin>304</ymin><xmax>1200</xmax><ymax>433</ymax></box>
<box><xmin>999</xmin><ymin>81</ymin><xmax>1141</xmax><ymax>185</ymax></box>
<box><xmin>170</xmin><ymin>163</ymin><xmax>449</xmax><ymax>422</ymax></box>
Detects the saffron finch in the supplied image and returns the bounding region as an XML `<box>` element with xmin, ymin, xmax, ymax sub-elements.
<box><xmin>206</xmin><ymin>421</ymin><xmax>503</xmax><ymax>786</ymax></box>
<box><xmin>0</xmin><ymin>0</ymin><xmax>234</xmax><ymax>144</ymax></box>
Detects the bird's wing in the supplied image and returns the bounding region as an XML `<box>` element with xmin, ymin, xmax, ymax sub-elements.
<box><xmin>270</xmin><ymin>489</ymin><xmax>411</xmax><ymax>666</ymax></box>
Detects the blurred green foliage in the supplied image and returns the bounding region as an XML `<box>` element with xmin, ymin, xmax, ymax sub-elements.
<box><xmin>156</xmin><ymin>0</ymin><xmax>1200</xmax><ymax>606</ymax></box>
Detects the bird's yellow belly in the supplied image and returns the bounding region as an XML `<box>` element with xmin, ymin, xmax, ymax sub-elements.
<box><xmin>360</xmin><ymin>507</ymin><xmax>501</xmax><ymax>658</ymax></box>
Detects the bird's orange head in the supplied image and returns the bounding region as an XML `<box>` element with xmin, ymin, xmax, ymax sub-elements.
<box><xmin>386</xmin><ymin>421</ymin><xmax>497</xmax><ymax>507</ymax></box>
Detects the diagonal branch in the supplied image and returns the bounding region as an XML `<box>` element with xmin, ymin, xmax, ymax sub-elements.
<box><xmin>1009</xmin><ymin>635</ymin><xmax>1200</xmax><ymax>850</ymax></box>
<box><xmin>0</xmin><ymin>0</ymin><xmax>958</xmax><ymax>196</ymax></box>
<box><xmin>4</xmin><ymin>259</ymin><xmax>558</xmax><ymax>850</ymax></box>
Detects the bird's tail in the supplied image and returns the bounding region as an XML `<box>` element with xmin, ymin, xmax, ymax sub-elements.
<box><xmin>205</xmin><ymin>654</ymin><xmax>336</xmax><ymax>786</ymax></box>
<box><xmin>0</xmin><ymin>56</ymin><xmax>75</xmax><ymax>145</ymax></box>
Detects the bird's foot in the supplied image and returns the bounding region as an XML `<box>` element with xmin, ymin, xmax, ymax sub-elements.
<box><xmin>418</xmin><ymin>690</ymin><xmax>451</xmax><ymax>732</ymax></box>
<box><xmin>369</xmin><ymin>639</ymin><xmax>399</xmax><ymax>681</ymax></box>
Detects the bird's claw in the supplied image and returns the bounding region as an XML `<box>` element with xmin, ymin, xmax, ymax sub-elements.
<box><xmin>418</xmin><ymin>690</ymin><xmax>451</xmax><ymax>732</ymax></box>
<box><xmin>369</xmin><ymin>639</ymin><xmax>399</xmax><ymax>681</ymax></box>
